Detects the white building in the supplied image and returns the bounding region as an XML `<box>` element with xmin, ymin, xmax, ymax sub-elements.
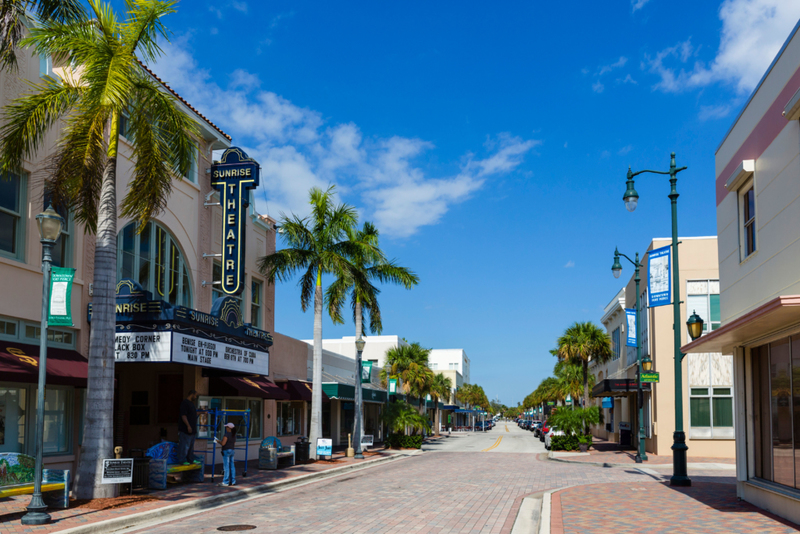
<box><xmin>429</xmin><ymin>349</ymin><xmax>470</xmax><ymax>384</ymax></box>
<box><xmin>313</xmin><ymin>335</ymin><xmax>407</xmax><ymax>369</ymax></box>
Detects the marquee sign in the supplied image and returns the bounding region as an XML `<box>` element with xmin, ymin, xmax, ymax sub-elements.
<box><xmin>211</xmin><ymin>147</ymin><xmax>260</xmax><ymax>296</ymax></box>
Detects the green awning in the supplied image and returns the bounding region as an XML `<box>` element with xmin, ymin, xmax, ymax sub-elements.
<box><xmin>322</xmin><ymin>382</ymin><xmax>387</xmax><ymax>403</ymax></box>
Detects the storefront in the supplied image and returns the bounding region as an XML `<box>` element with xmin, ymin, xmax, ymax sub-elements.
<box><xmin>591</xmin><ymin>379</ymin><xmax>651</xmax><ymax>448</ymax></box>
<box><xmin>321</xmin><ymin>372</ymin><xmax>386</xmax><ymax>447</ymax></box>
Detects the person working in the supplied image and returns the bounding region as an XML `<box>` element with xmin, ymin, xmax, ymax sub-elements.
<box><xmin>217</xmin><ymin>422</ymin><xmax>237</xmax><ymax>487</ymax></box>
<box><xmin>177</xmin><ymin>390</ymin><xmax>200</xmax><ymax>465</ymax></box>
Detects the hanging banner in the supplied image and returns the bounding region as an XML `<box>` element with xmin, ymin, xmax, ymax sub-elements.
<box><xmin>48</xmin><ymin>267</ymin><xmax>75</xmax><ymax>326</ymax></box>
<box><xmin>388</xmin><ymin>378</ymin><xmax>397</xmax><ymax>394</ymax></box>
<box><xmin>625</xmin><ymin>308</ymin><xmax>637</xmax><ymax>347</ymax></box>
<box><xmin>361</xmin><ymin>360</ymin><xmax>373</xmax><ymax>383</ymax></box>
<box><xmin>648</xmin><ymin>246</ymin><xmax>671</xmax><ymax>307</ymax></box>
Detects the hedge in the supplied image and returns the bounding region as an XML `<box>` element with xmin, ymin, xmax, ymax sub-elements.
<box><xmin>550</xmin><ymin>434</ymin><xmax>585</xmax><ymax>451</ymax></box>
<box><xmin>386</xmin><ymin>433</ymin><xmax>423</xmax><ymax>449</ymax></box>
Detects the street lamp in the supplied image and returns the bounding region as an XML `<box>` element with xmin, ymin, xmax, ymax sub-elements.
<box><xmin>686</xmin><ymin>311</ymin><xmax>704</xmax><ymax>341</ymax></box>
<box><xmin>22</xmin><ymin>205</ymin><xmax>64</xmax><ymax>526</ymax></box>
<box><xmin>610</xmin><ymin>247</ymin><xmax>647</xmax><ymax>463</ymax></box>
<box><xmin>623</xmin><ymin>152</ymin><xmax>691</xmax><ymax>487</ymax></box>
<box><xmin>353</xmin><ymin>335</ymin><xmax>366</xmax><ymax>460</ymax></box>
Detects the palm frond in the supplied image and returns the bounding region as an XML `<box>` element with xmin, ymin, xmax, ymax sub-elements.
<box><xmin>122</xmin><ymin>0</ymin><xmax>175</xmax><ymax>62</ymax></box>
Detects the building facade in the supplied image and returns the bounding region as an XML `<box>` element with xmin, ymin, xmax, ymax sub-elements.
<box><xmin>683</xmin><ymin>20</ymin><xmax>800</xmax><ymax>525</ymax></box>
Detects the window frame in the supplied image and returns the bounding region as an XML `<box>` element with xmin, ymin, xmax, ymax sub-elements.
<box><xmin>250</xmin><ymin>278</ymin><xmax>262</xmax><ymax>328</ymax></box>
<box><xmin>688</xmin><ymin>353</ymin><xmax>734</xmax><ymax>439</ymax></box>
<box><xmin>0</xmin><ymin>171</ymin><xmax>27</xmax><ymax>262</ymax></box>
<box><xmin>738</xmin><ymin>179</ymin><xmax>757</xmax><ymax>261</ymax></box>
<box><xmin>0</xmin><ymin>382</ymin><xmax>75</xmax><ymax>456</ymax></box>
<box><xmin>612</xmin><ymin>327</ymin><xmax>621</xmax><ymax>361</ymax></box>
<box><xmin>0</xmin><ymin>315</ymin><xmax>19</xmax><ymax>341</ymax></box>
<box><xmin>276</xmin><ymin>400</ymin><xmax>304</xmax><ymax>437</ymax></box>
<box><xmin>687</xmin><ymin>280</ymin><xmax>721</xmax><ymax>335</ymax></box>
<box><xmin>23</xmin><ymin>322</ymin><xmax>76</xmax><ymax>349</ymax></box>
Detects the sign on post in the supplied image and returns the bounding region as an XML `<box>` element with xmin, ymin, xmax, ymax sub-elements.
<box><xmin>316</xmin><ymin>438</ymin><xmax>332</xmax><ymax>457</ymax></box>
<box><xmin>625</xmin><ymin>308</ymin><xmax>637</xmax><ymax>347</ymax></box>
<box><xmin>388</xmin><ymin>378</ymin><xmax>397</xmax><ymax>394</ymax></box>
<box><xmin>101</xmin><ymin>458</ymin><xmax>133</xmax><ymax>484</ymax></box>
<box><xmin>361</xmin><ymin>361</ymin><xmax>373</xmax><ymax>383</ymax></box>
<box><xmin>648</xmin><ymin>245</ymin><xmax>672</xmax><ymax>307</ymax></box>
<box><xmin>641</xmin><ymin>372</ymin><xmax>660</xmax><ymax>383</ymax></box>
<box><xmin>361</xmin><ymin>435</ymin><xmax>374</xmax><ymax>447</ymax></box>
<box><xmin>48</xmin><ymin>267</ymin><xmax>75</xmax><ymax>326</ymax></box>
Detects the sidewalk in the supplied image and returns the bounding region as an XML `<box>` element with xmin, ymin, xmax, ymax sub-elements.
<box><xmin>0</xmin><ymin>449</ymin><xmax>400</xmax><ymax>534</ymax></box>
<box><xmin>549</xmin><ymin>437</ymin><xmax>736</xmax><ymax>467</ymax></box>
<box><xmin>549</xmin><ymin>481</ymin><xmax>800</xmax><ymax>534</ymax></box>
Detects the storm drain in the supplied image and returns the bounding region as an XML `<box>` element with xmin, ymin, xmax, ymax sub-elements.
<box><xmin>217</xmin><ymin>526</ymin><xmax>257</xmax><ymax>532</ymax></box>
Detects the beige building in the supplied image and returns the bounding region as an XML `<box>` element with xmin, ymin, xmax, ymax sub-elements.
<box><xmin>683</xmin><ymin>21</ymin><xmax>800</xmax><ymax>525</ymax></box>
<box><xmin>593</xmin><ymin>237</ymin><xmax>735</xmax><ymax>459</ymax></box>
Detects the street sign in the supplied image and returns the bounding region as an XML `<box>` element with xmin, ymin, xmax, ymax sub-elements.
<box><xmin>361</xmin><ymin>435</ymin><xmax>374</xmax><ymax>447</ymax></box>
<box><xmin>388</xmin><ymin>378</ymin><xmax>397</xmax><ymax>394</ymax></box>
<box><xmin>101</xmin><ymin>458</ymin><xmax>133</xmax><ymax>484</ymax></box>
<box><xmin>641</xmin><ymin>372</ymin><xmax>660</xmax><ymax>383</ymax></box>
<box><xmin>547</xmin><ymin>401</ymin><xmax>555</xmax><ymax>406</ymax></box>
<box><xmin>316</xmin><ymin>438</ymin><xmax>332</xmax><ymax>457</ymax></box>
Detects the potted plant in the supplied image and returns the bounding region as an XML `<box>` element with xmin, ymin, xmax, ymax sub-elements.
<box><xmin>578</xmin><ymin>434</ymin><xmax>592</xmax><ymax>453</ymax></box>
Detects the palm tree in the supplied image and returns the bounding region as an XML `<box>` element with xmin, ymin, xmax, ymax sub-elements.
<box><xmin>0</xmin><ymin>0</ymin><xmax>198</xmax><ymax>499</ymax></box>
<box><xmin>258</xmin><ymin>186</ymin><xmax>365</xmax><ymax>459</ymax></box>
<box><xmin>430</xmin><ymin>373</ymin><xmax>453</xmax><ymax>436</ymax></box>
<box><xmin>0</xmin><ymin>0</ymin><xmax>84</xmax><ymax>71</ymax></box>
<box><xmin>325</xmin><ymin>221</ymin><xmax>418</xmax><ymax>452</ymax></box>
<box><xmin>379</xmin><ymin>342</ymin><xmax>431</xmax><ymax>395</ymax></box>
<box><xmin>555</xmin><ymin>321</ymin><xmax>613</xmax><ymax>429</ymax></box>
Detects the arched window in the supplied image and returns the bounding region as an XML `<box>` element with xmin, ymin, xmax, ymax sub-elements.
<box><xmin>117</xmin><ymin>221</ymin><xmax>192</xmax><ymax>307</ymax></box>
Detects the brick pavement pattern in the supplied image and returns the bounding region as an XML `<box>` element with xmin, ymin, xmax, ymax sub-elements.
<box><xmin>558</xmin><ymin>450</ymin><xmax>736</xmax><ymax>465</ymax></box>
<box><xmin>129</xmin><ymin>452</ymin><xmax>697</xmax><ymax>534</ymax></box>
<box><xmin>552</xmin><ymin>481</ymin><xmax>800</xmax><ymax>534</ymax></box>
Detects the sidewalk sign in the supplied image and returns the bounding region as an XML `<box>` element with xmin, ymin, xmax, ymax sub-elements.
<box><xmin>361</xmin><ymin>434</ymin><xmax>374</xmax><ymax>447</ymax></box>
<box><xmin>101</xmin><ymin>458</ymin><xmax>133</xmax><ymax>484</ymax></box>
<box><xmin>316</xmin><ymin>438</ymin><xmax>332</xmax><ymax>457</ymax></box>
<box><xmin>48</xmin><ymin>267</ymin><xmax>75</xmax><ymax>326</ymax></box>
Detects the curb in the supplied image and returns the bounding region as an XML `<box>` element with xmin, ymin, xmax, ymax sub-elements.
<box><xmin>55</xmin><ymin>451</ymin><xmax>419</xmax><ymax>534</ymax></box>
<box><xmin>546</xmin><ymin>451</ymin><xmax>737</xmax><ymax>470</ymax></box>
<box><xmin>511</xmin><ymin>486</ymin><xmax>575</xmax><ymax>534</ymax></box>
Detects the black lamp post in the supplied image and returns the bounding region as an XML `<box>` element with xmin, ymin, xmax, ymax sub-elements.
<box><xmin>22</xmin><ymin>205</ymin><xmax>64</xmax><ymax>526</ymax></box>
<box><xmin>611</xmin><ymin>248</ymin><xmax>648</xmax><ymax>463</ymax></box>
<box><xmin>623</xmin><ymin>152</ymin><xmax>691</xmax><ymax>487</ymax></box>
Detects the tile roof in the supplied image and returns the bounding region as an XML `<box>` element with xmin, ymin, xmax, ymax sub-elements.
<box><xmin>137</xmin><ymin>59</ymin><xmax>231</xmax><ymax>141</ymax></box>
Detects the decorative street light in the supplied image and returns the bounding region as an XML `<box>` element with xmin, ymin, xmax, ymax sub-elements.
<box><xmin>353</xmin><ymin>335</ymin><xmax>366</xmax><ymax>460</ymax></box>
<box><xmin>686</xmin><ymin>311</ymin><xmax>704</xmax><ymax>341</ymax></box>
<box><xmin>22</xmin><ymin>205</ymin><xmax>64</xmax><ymax>526</ymax></box>
<box><xmin>623</xmin><ymin>152</ymin><xmax>690</xmax><ymax>487</ymax></box>
<box><xmin>610</xmin><ymin>248</ymin><xmax>647</xmax><ymax>463</ymax></box>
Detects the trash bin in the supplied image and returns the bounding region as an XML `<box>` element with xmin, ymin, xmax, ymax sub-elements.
<box><xmin>295</xmin><ymin>436</ymin><xmax>310</xmax><ymax>464</ymax></box>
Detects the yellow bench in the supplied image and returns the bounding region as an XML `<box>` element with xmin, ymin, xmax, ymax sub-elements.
<box><xmin>0</xmin><ymin>453</ymin><xmax>70</xmax><ymax>509</ymax></box>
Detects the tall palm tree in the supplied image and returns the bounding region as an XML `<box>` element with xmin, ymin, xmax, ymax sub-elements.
<box><xmin>555</xmin><ymin>321</ymin><xmax>613</xmax><ymax>427</ymax></box>
<box><xmin>326</xmin><ymin>221</ymin><xmax>418</xmax><ymax>452</ymax></box>
<box><xmin>0</xmin><ymin>0</ymin><xmax>84</xmax><ymax>71</ymax></box>
<box><xmin>430</xmin><ymin>373</ymin><xmax>453</xmax><ymax>436</ymax></box>
<box><xmin>379</xmin><ymin>342</ymin><xmax>431</xmax><ymax>394</ymax></box>
<box><xmin>258</xmin><ymin>186</ymin><xmax>365</xmax><ymax>459</ymax></box>
<box><xmin>0</xmin><ymin>0</ymin><xmax>198</xmax><ymax>499</ymax></box>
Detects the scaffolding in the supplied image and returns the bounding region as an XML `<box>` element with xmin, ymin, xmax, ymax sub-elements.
<box><xmin>196</xmin><ymin>408</ymin><xmax>251</xmax><ymax>482</ymax></box>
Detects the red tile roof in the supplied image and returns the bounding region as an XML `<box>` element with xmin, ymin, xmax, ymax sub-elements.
<box><xmin>138</xmin><ymin>59</ymin><xmax>231</xmax><ymax>141</ymax></box>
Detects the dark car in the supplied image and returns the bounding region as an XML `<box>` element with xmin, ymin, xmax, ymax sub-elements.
<box><xmin>532</xmin><ymin>421</ymin><xmax>543</xmax><ymax>437</ymax></box>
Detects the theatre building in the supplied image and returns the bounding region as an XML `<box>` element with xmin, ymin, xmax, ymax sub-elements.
<box><xmin>0</xmin><ymin>43</ymin><xmax>309</xmax><ymax>472</ymax></box>
<box><xmin>682</xmin><ymin>21</ymin><xmax>800</xmax><ymax>525</ymax></box>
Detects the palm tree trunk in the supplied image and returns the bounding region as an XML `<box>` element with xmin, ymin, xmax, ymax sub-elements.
<box><xmin>74</xmin><ymin>113</ymin><xmax>120</xmax><ymax>499</ymax></box>
<box><xmin>353</xmin><ymin>297</ymin><xmax>363</xmax><ymax>455</ymax></box>
<box><xmin>309</xmin><ymin>268</ymin><xmax>323</xmax><ymax>459</ymax></box>
<box><xmin>583</xmin><ymin>359</ymin><xmax>589</xmax><ymax>434</ymax></box>
<box><xmin>434</xmin><ymin>403</ymin><xmax>440</xmax><ymax>437</ymax></box>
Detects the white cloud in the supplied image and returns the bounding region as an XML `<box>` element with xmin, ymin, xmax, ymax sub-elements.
<box><xmin>618</xmin><ymin>74</ymin><xmax>638</xmax><ymax>85</ymax></box>
<box><xmin>592</xmin><ymin>80</ymin><xmax>605</xmax><ymax>93</ymax></box>
<box><xmin>632</xmin><ymin>0</ymin><xmax>652</xmax><ymax>12</ymax></box>
<box><xmin>646</xmin><ymin>0</ymin><xmax>800</xmax><ymax>94</ymax></box>
<box><xmin>231</xmin><ymin>1</ymin><xmax>247</xmax><ymax>13</ymax></box>
<box><xmin>699</xmin><ymin>104</ymin><xmax>734</xmax><ymax>121</ymax></box>
<box><xmin>564</xmin><ymin>260</ymin><xmax>575</xmax><ymax>268</ymax></box>
<box><xmin>599</xmin><ymin>56</ymin><xmax>628</xmax><ymax>76</ymax></box>
<box><xmin>618</xmin><ymin>145</ymin><xmax>633</xmax><ymax>155</ymax></box>
<box><xmin>151</xmin><ymin>39</ymin><xmax>538</xmax><ymax>238</ymax></box>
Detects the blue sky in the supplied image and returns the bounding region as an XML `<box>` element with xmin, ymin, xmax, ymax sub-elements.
<box><xmin>149</xmin><ymin>0</ymin><xmax>800</xmax><ymax>406</ymax></box>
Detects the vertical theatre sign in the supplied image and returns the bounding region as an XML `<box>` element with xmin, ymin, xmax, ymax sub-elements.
<box><xmin>211</xmin><ymin>148</ymin><xmax>261</xmax><ymax>295</ymax></box>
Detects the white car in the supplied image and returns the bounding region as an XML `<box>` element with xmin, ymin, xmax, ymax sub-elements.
<box><xmin>544</xmin><ymin>426</ymin><xmax>565</xmax><ymax>450</ymax></box>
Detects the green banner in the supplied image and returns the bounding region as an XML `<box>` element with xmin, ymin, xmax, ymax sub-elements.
<box><xmin>641</xmin><ymin>372</ymin><xmax>660</xmax><ymax>383</ymax></box>
<box><xmin>388</xmin><ymin>378</ymin><xmax>397</xmax><ymax>394</ymax></box>
<box><xmin>361</xmin><ymin>360</ymin><xmax>373</xmax><ymax>383</ymax></box>
<box><xmin>48</xmin><ymin>267</ymin><xmax>75</xmax><ymax>326</ymax></box>
<box><xmin>547</xmin><ymin>401</ymin><xmax>555</xmax><ymax>406</ymax></box>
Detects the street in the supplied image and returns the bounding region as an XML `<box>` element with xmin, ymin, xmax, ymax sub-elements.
<box><xmin>122</xmin><ymin>424</ymin><xmax>747</xmax><ymax>534</ymax></box>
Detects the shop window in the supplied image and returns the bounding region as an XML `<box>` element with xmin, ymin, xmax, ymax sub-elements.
<box><xmin>0</xmin><ymin>317</ymin><xmax>18</xmax><ymax>340</ymax></box>
<box><xmin>157</xmin><ymin>374</ymin><xmax>184</xmax><ymax>424</ymax></box>
<box><xmin>251</xmin><ymin>279</ymin><xmax>262</xmax><ymax>328</ymax></box>
<box><xmin>223</xmin><ymin>397</ymin><xmax>262</xmax><ymax>440</ymax></box>
<box><xmin>44</xmin><ymin>191</ymin><xmax>72</xmax><ymax>268</ymax></box>
<box><xmin>740</xmin><ymin>183</ymin><xmax>756</xmax><ymax>259</ymax></box>
<box><xmin>0</xmin><ymin>171</ymin><xmax>26</xmax><ymax>261</ymax></box>
<box><xmin>183</xmin><ymin>146</ymin><xmax>198</xmax><ymax>183</ymax></box>
<box><xmin>24</xmin><ymin>323</ymin><xmax>75</xmax><ymax>348</ymax></box>
<box><xmin>277</xmin><ymin>401</ymin><xmax>303</xmax><ymax>436</ymax></box>
<box><xmin>687</xmin><ymin>280</ymin><xmax>721</xmax><ymax>335</ymax></box>
<box><xmin>0</xmin><ymin>387</ymin><xmax>27</xmax><ymax>453</ymax></box>
<box><xmin>34</xmin><ymin>387</ymin><xmax>72</xmax><ymax>455</ymax></box>
<box><xmin>118</xmin><ymin>221</ymin><xmax>192</xmax><ymax>308</ymax></box>
<box><xmin>611</xmin><ymin>327</ymin><xmax>620</xmax><ymax>361</ymax></box>
<box><xmin>688</xmin><ymin>353</ymin><xmax>733</xmax><ymax>438</ymax></box>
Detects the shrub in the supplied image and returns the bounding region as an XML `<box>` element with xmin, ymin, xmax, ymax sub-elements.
<box><xmin>547</xmin><ymin>407</ymin><xmax>600</xmax><ymax>436</ymax></box>
<box><xmin>551</xmin><ymin>434</ymin><xmax>580</xmax><ymax>451</ymax></box>
<box><xmin>386</xmin><ymin>433</ymin><xmax>423</xmax><ymax>449</ymax></box>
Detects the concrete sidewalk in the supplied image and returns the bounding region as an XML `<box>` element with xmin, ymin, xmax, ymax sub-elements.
<box><xmin>547</xmin><ymin>437</ymin><xmax>736</xmax><ymax>468</ymax></box>
<box><xmin>0</xmin><ymin>450</ymin><xmax>415</xmax><ymax>534</ymax></box>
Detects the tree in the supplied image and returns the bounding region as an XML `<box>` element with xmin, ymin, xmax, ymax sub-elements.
<box><xmin>258</xmin><ymin>186</ymin><xmax>365</xmax><ymax>459</ymax></box>
<box><xmin>0</xmin><ymin>0</ymin><xmax>198</xmax><ymax>499</ymax></box>
<box><xmin>0</xmin><ymin>0</ymin><xmax>84</xmax><ymax>71</ymax></box>
<box><xmin>429</xmin><ymin>373</ymin><xmax>453</xmax><ymax>436</ymax></box>
<box><xmin>555</xmin><ymin>321</ymin><xmax>612</xmax><ymax>430</ymax></box>
<box><xmin>382</xmin><ymin>400</ymin><xmax>431</xmax><ymax>436</ymax></box>
<box><xmin>379</xmin><ymin>342</ymin><xmax>431</xmax><ymax>396</ymax></box>
<box><xmin>325</xmin><ymin>221</ymin><xmax>417</xmax><ymax>451</ymax></box>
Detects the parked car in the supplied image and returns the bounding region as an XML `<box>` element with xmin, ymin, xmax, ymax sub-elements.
<box><xmin>539</xmin><ymin>419</ymin><xmax>550</xmax><ymax>442</ymax></box>
<box><xmin>544</xmin><ymin>426</ymin><xmax>565</xmax><ymax>450</ymax></box>
<box><xmin>532</xmin><ymin>421</ymin><xmax>543</xmax><ymax>437</ymax></box>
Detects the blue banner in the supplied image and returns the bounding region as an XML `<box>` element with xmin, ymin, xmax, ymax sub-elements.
<box><xmin>648</xmin><ymin>245</ymin><xmax>671</xmax><ymax>307</ymax></box>
<box><xmin>602</xmin><ymin>398</ymin><xmax>614</xmax><ymax>409</ymax></box>
<box><xmin>625</xmin><ymin>308</ymin><xmax>637</xmax><ymax>347</ymax></box>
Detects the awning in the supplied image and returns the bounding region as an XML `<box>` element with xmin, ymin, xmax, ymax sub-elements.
<box><xmin>443</xmin><ymin>405</ymin><xmax>460</xmax><ymax>411</ymax></box>
<box><xmin>322</xmin><ymin>382</ymin><xmax>387</xmax><ymax>403</ymax></box>
<box><xmin>681</xmin><ymin>295</ymin><xmax>800</xmax><ymax>354</ymax></box>
<box><xmin>218</xmin><ymin>376</ymin><xmax>290</xmax><ymax>400</ymax></box>
<box><xmin>591</xmin><ymin>379</ymin><xmax>651</xmax><ymax>398</ymax></box>
<box><xmin>278</xmin><ymin>380</ymin><xmax>330</xmax><ymax>402</ymax></box>
<box><xmin>0</xmin><ymin>341</ymin><xmax>87</xmax><ymax>387</ymax></box>
<box><xmin>454</xmin><ymin>409</ymin><xmax>475</xmax><ymax>414</ymax></box>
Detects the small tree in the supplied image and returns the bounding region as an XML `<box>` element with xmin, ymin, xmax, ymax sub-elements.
<box><xmin>382</xmin><ymin>401</ymin><xmax>431</xmax><ymax>436</ymax></box>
